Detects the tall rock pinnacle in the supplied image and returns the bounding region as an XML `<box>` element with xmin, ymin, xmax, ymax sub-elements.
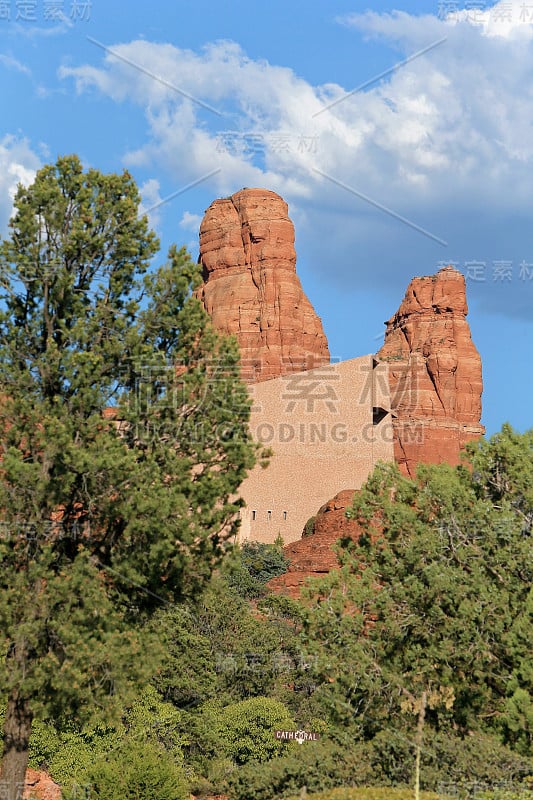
<box><xmin>377</xmin><ymin>266</ymin><xmax>485</xmax><ymax>476</ymax></box>
<box><xmin>196</xmin><ymin>188</ymin><xmax>330</xmax><ymax>381</ymax></box>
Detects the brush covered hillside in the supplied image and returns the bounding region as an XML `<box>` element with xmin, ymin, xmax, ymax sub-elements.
<box><xmin>4</xmin><ymin>425</ymin><xmax>530</xmax><ymax>800</ymax></box>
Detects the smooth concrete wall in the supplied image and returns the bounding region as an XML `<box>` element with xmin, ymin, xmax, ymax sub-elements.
<box><xmin>237</xmin><ymin>355</ymin><xmax>394</xmax><ymax>544</ymax></box>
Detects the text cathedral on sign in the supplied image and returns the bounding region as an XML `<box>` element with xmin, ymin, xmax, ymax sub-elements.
<box><xmin>275</xmin><ymin>730</ymin><xmax>320</xmax><ymax>743</ymax></box>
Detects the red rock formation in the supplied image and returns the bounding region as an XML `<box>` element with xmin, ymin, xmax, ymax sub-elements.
<box><xmin>267</xmin><ymin>490</ymin><xmax>358</xmax><ymax>598</ymax></box>
<box><xmin>23</xmin><ymin>769</ymin><xmax>61</xmax><ymax>800</ymax></box>
<box><xmin>376</xmin><ymin>266</ymin><xmax>484</xmax><ymax>477</ymax></box>
<box><xmin>268</xmin><ymin>268</ymin><xmax>485</xmax><ymax>596</ymax></box>
<box><xmin>196</xmin><ymin>188</ymin><xmax>330</xmax><ymax>382</ymax></box>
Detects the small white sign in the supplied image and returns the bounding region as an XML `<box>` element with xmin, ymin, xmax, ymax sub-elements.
<box><xmin>275</xmin><ymin>730</ymin><xmax>321</xmax><ymax>745</ymax></box>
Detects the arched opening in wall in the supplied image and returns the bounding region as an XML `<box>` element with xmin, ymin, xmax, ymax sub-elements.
<box><xmin>267</xmin><ymin>510</ymin><xmax>272</xmax><ymax>522</ymax></box>
<box><xmin>252</xmin><ymin>510</ymin><xmax>256</xmax><ymax>521</ymax></box>
<box><xmin>283</xmin><ymin>511</ymin><xmax>287</xmax><ymax>521</ymax></box>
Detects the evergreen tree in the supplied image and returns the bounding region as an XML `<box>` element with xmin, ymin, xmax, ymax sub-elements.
<box><xmin>0</xmin><ymin>156</ymin><xmax>256</xmax><ymax>800</ymax></box>
<box><xmin>302</xmin><ymin>427</ymin><xmax>533</xmax><ymax>770</ymax></box>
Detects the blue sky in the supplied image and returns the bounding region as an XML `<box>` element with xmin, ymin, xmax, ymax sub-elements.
<box><xmin>1</xmin><ymin>0</ymin><xmax>531</xmax><ymax>436</ymax></box>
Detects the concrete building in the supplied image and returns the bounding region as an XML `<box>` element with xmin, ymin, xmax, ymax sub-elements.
<box><xmin>238</xmin><ymin>355</ymin><xmax>394</xmax><ymax>544</ymax></box>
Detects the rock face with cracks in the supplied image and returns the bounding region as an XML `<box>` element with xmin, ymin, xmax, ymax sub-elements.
<box><xmin>376</xmin><ymin>266</ymin><xmax>484</xmax><ymax>477</ymax></box>
<box><xmin>196</xmin><ymin>188</ymin><xmax>330</xmax><ymax>382</ymax></box>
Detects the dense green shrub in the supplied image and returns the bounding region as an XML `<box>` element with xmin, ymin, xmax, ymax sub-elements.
<box><xmin>200</xmin><ymin>696</ymin><xmax>294</xmax><ymax>767</ymax></box>
<box><xmin>225</xmin><ymin>540</ymin><xmax>290</xmax><ymax>598</ymax></box>
<box><xmin>238</xmin><ymin>538</ymin><xmax>289</xmax><ymax>584</ymax></box>
<box><xmin>61</xmin><ymin>739</ymin><xmax>188</xmax><ymax>800</ymax></box>
<box><xmin>24</xmin><ymin>688</ymin><xmax>186</xmax><ymax>787</ymax></box>
<box><xmin>46</xmin><ymin>725</ymin><xmax>116</xmax><ymax>786</ymax></box>
<box><xmin>225</xmin><ymin>738</ymin><xmax>376</xmax><ymax>800</ymax></box>
<box><xmin>22</xmin><ymin>428</ymin><xmax>533</xmax><ymax>800</ymax></box>
<box><xmin>366</xmin><ymin>729</ymin><xmax>533</xmax><ymax>793</ymax></box>
<box><xmin>224</xmin><ymin>729</ymin><xmax>533</xmax><ymax>800</ymax></box>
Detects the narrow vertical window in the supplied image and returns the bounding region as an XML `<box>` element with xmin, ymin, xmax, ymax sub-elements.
<box><xmin>252</xmin><ymin>510</ymin><xmax>256</xmax><ymax>521</ymax></box>
<box><xmin>283</xmin><ymin>511</ymin><xmax>287</xmax><ymax>521</ymax></box>
<box><xmin>267</xmin><ymin>510</ymin><xmax>272</xmax><ymax>522</ymax></box>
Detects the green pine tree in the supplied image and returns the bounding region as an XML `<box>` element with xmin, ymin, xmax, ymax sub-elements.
<box><xmin>0</xmin><ymin>155</ymin><xmax>256</xmax><ymax>800</ymax></box>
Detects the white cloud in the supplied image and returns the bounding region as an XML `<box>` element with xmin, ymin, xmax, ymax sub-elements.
<box><xmin>12</xmin><ymin>20</ymin><xmax>72</xmax><ymax>38</ymax></box>
<box><xmin>0</xmin><ymin>136</ymin><xmax>41</xmax><ymax>234</ymax></box>
<box><xmin>59</xmin><ymin>12</ymin><xmax>533</xmax><ymax>318</ymax></box>
<box><xmin>59</xmin><ymin>22</ymin><xmax>533</xmax><ymax>205</ymax></box>
<box><xmin>0</xmin><ymin>54</ymin><xmax>31</xmax><ymax>76</ymax></box>
<box><xmin>59</xmin><ymin>39</ymin><xmax>323</xmax><ymax>199</ymax></box>
<box><xmin>179</xmin><ymin>211</ymin><xmax>202</xmax><ymax>232</ymax></box>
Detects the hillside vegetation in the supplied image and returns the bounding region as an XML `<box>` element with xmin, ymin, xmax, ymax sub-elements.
<box><xmin>10</xmin><ymin>424</ymin><xmax>531</xmax><ymax>800</ymax></box>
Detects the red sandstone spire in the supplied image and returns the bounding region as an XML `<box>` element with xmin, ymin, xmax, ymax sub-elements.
<box><xmin>195</xmin><ymin>188</ymin><xmax>330</xmax><ymax>382</ymax></box>
<box><xmin>377</xmin><ymin>266</ymin><xmax>485</xmax><ymax>476</ymax></box>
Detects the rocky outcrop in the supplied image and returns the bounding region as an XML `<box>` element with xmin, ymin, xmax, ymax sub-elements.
<box><xmin>377</xmin><ymin>266</ymin><xmax>484</xmax><ymax>476</ymax></box>
<box><xmin>196</xmin><ymin>188</ymin><xmax>330</xmax><ymax>382</ymax></box>
<box><xmin>267</xmin><ymin>490</ymin><xmax>358</xmax><ymax>598</ymax></box>
<box><xmin>23</xmin><ymin>769</ymin><xmax>61</xmax><ymax>800</ymax></box>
